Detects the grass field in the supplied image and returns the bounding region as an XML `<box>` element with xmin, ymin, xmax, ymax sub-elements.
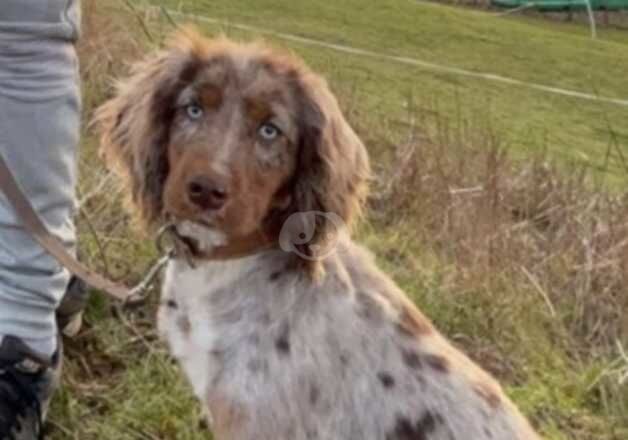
<box><xmin>47</xmin><ymin>0</ymin><xmax>628</xmax><ymax>438</ymax></box>
<box><xmin>158</xmin><ymin>0</ymin><xmax>628</xmax><ymax>181</ymax></box>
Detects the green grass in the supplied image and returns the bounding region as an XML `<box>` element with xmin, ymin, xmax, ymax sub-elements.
<box><xmin>51</xmin><ymin>310</ymin><xmax>208</xmax><ymax>439</ymax></box>
<box><xmin>156</xmin><ymin>0</ymin><xmax>628</xmax><ymax>181</ymax></box>
<box><xmin>47</xmin><ymin>1</ymin><xmax>628</xmax><ymax>439</ymax></box>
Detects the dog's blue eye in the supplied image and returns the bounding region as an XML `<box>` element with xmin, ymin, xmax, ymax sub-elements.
<box><xmin>185</xmin><ymin>104</ymin><xmax>204</xmax><ymax>120</ymax></box>
<box><xmin>258</xmin><ymin>123</ymin><xmax>280</xmax><ymax>141</ymax></box>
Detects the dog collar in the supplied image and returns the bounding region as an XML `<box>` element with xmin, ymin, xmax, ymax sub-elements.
<box><xmin>157</xmin><ymin>224</ymin><xmax>276</xmax><ymax>268</ymax></box>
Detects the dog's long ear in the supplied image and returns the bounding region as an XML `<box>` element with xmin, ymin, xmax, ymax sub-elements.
<box><xmin>95</xmin><ymin>30</ymin><xmax>206</xmax><ymax>229</ymax></box>
<box><xmin>290</xmin><ymin>72</ymin><xmax>370</xmax><ymax>266</ymax></box>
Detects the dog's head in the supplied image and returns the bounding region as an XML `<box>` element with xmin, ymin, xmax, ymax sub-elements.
<box><xmin>96</xmin><ymin>29</ymin><xmax>369</xmax><ymax>272</ymax></box>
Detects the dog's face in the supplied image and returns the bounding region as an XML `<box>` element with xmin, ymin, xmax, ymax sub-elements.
<box><xmin>96</xmin><ymin>30</ymin><xmax>369</xmax><ymax>266</ymax></box>
<box><xmin>162</xmin><ymin>57</ymin><xmax>300</xmax><ymax>243</ymax></box>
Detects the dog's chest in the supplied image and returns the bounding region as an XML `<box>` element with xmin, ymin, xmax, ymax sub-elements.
<box><xmin>157</xmin><ymin>258</ymin><xmax>257</xmax><ymax>400</ymax></box>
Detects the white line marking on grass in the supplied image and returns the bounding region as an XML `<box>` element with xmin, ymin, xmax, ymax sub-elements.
<box><xmin>166</xmin><ymin>9</ymin><xmax>628</xmax><ymax>108</ymax></box>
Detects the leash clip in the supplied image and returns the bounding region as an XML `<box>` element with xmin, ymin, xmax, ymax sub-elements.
<box><xmin>155</xmin><ymin>223</ymin><xmax>197</xmax><ymax>269</ymax></box>
<box><xmin>122</xmin><ymin>225</ymin><xmax>178</xmax><ymax>304</ymax></box>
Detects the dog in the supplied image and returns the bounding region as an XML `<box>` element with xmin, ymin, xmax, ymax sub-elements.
<box><xmin>96</xmin><ymin>29</ymin><xmax>541</xmax><ymax>440</ymax></box>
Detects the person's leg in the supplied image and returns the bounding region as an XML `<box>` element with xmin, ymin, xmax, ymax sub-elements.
<box><xmin>0</xmin><ymin>1</ymin><xmax>81</xmax><ymax>437</ymax></box>
<box><xmin>0</xmin><ymin>0</ymin><xmax>81</xmax><ymax>359</ymax></box>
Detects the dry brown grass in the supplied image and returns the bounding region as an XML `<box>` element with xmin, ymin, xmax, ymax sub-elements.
<box><xmin>370</xmin><ymin>110</ymin><xmax>628</xmax><ymax>353</ymax></box>
<box><xmin>364</xmin><ymin>111</ymin><xmax>628</xmax><ymax>435</ymax></box>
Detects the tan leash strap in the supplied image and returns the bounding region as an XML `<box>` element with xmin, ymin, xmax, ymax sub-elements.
<box><xmin>0</xmin><ymin>154</ymin><xmax>132</xmax><ymax>301</ymax></box>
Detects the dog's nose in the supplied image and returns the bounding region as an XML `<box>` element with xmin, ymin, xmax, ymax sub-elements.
<box><xmin>187</xmin><ymin>176</ymin><xmax>228</xmax><ymax>211</ymax></box>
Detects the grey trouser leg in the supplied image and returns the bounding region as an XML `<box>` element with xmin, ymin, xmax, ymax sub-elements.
<box><xmin>0</xmin><ymin>0</ymin><xmax>81</xmax><ymax>358</ymax></box>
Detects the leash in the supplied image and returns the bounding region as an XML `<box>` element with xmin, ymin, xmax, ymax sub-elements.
<box><xmin>0</xmin><ymin>154</ymin><xmax>167</xmax><ymax>303</ymax></box>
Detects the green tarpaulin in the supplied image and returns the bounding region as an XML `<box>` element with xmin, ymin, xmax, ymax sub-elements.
<box><xmin>491</xmin><ymin>0</ymin><xmax>628</xmax><ymax>10</ymax></box>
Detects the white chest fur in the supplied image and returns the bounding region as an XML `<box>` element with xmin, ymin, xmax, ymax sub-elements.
<box><xmin>157</xmin><ymin>256</ymin><xmax>259</xmax><ymax>402</ymax></box>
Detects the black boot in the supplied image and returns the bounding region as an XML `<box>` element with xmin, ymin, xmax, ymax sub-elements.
<box><xmin>56</xmin><ymin>276</ymin><xmax>90</xmax><ymax>337</ymax></box>
<box><xmin>0</xmin><ymin>336</ymin><xmax>62</xmax><ymax>440</ymax></box>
